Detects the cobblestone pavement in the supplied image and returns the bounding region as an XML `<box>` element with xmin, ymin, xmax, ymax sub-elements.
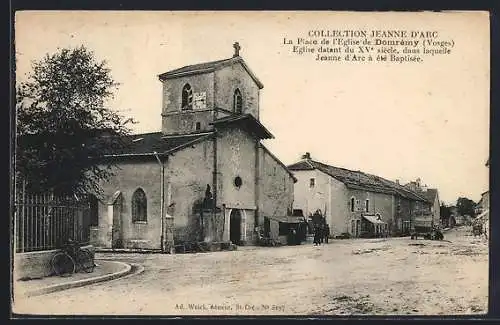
<box><xmin>12</xmin><ymin>226</ymin><xmax>488</xmax><ymax>316</ymax></box>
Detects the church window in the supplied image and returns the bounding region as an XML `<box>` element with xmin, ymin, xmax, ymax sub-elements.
<box><xmin>365</xmin><ymin>199</ymin><xmax>370</xmax><ymax>212</ymax></box>
<box><xmin>233</xmin><ymin>88</ymin><xmax>243</xmax><ymax>113</ymax></box>
<box><xmin>132</xmin><ymin>188</ymin><xmax>147</xmax><ymax>223</ymax></box>
<box><xmin>181</xmin><ymin>83</ymin><xmax>193</xmax><ymax>110</ymax></box>
<box><xmin>195</xmin><ymin>122</ymin><xmax>201</xmax><ymax>131</ymax></box>
<box><xmin>350</xmin><ymin>197</ymin><xmax>355</xmax><ymax>212</ymax></box>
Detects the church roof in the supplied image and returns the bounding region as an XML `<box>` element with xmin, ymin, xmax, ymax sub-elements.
<box><xmin>211</xmin><ymin>114</ymin><xmax>274</xmax><ymax>140</ymax></box>
<box><xmin>158</xmin><ymin>56</ymin><xmax>264</xmax><ymax>89</ymax></box>
<box><xmin>288</xmin><ymin>158</ymin><xmax>430</xmax><ymax>202</ymax></box>
<box><xmin>96</xmin><ymin>131</ymin><xmax>214</xmax><ymax>158</ymax></box>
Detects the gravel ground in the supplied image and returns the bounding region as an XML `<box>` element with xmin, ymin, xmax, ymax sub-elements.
<box><xmin>12</xmin><ymin>226</ymin><xmax>488</xmax><ymax>316</ymax></box>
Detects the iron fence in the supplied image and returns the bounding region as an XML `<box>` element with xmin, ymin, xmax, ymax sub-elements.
<box><xmin>14</xmin><ymin>183</ymin><xmax>91</xmax><ymax>253</ymax></box>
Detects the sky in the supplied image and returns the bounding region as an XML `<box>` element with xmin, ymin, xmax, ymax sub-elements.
<box><xmin>14</xmin><ymin>11</ymin><xmax>490</xmax><ymax>204</ymax></box>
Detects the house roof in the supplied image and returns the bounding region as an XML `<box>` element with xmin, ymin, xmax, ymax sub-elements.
<box><xmin>92</xmin><ymin>115</ymin><xmax>274</xmax><ymax>158</ymax></box>
<box><xmin>288</xmin><ymin>158</ymin><xmax>430</xmax><ymax>202</ymax></box>
<box><xmin>211</xmin><ymin>114</ymin><xmax>274</xmax><ymax>140</ymax></box>
<box><xmin>94</xmin><ymin>131</ymin><xmax>214</xmax><ymax>158</ymax></box>
<box><xmin>158</xmin><ymin>56</ymin><xmax>264</xmax><ymax>89</ymax></box>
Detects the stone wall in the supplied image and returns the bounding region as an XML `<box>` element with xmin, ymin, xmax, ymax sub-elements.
<box><xmin>166</xmin><ymin>139</ymin><xmax>214</xmax><ymax>243</ymax></box>
<box><xmin>215</xmin><ymin>63</ymin><xmax>260</xmax><ymax>119</ymax></box>
<box><xmin>217</xmin><ymin>128</ymin><xmax>257</xmax><ymax>209</ymax></box>
<box><xmin>161</xmin><ymin>72</ymin><xmax>216</xmax><ymax>135</ymax></box>
<box><xmin>259</xmin><ymin>146</ymin><xmax>295</xmax><ymax>220</ymax></box>
<box><xmin>14</xmin><ymin>245</ymin><xmax>95</xmax><ymax>280</ymax></box>
<box><xmin>329</xmin><ymin>177</ymin><xmax>350</xmax><ymax>235</ymax></box>
<box><xmin>94</xmin><ymin>159</ymin><xmax>163</xmax><ymax>249</ymax></box>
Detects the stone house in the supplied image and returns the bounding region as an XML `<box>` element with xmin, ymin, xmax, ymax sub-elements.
<box><xmin>404</xmin><ymin>179</ymin><xmax>441</xmax><ymax>228</ymax></box>
<box><xmin>88</xmin><ymin>44</ymin><xmax>296</xmax><ymax>250</ymax></box>
<box><xmin>475</xmin><ymin>190</ymin><xmax>490</xmax><ymax>215</ymax></box>
<box><xmin>287</xmin><ymin>153</ymin><xmax>432</xmax><ymax>237</ymax></box>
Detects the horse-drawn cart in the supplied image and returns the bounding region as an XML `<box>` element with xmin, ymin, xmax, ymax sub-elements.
<box><xmin>410</xmin><ymin>220</ymin><xmax>444</xmax><ymax>240</ymax></box>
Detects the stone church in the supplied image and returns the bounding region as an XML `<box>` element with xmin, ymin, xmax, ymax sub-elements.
<box><xmin>89</xmin><ymin>43</ymin><xmax>296</xmax><ymax>250</ymax></box>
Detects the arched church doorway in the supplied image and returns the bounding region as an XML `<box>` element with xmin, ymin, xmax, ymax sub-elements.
<box><xmin>229</xmin><ymin>209</ymin><xmax>242</xmax><ymax>245</ymax></box>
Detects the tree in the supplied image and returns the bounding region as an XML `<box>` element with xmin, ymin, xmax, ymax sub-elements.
<box><xmin>456</xmin><ymin>197</ymin><xmax>476</xmax><ymax>217</ymax></box>
<box><xmin>15</xmin><ymin>45</ymin><xmax>135</xmax><ymax>195</ymax></box>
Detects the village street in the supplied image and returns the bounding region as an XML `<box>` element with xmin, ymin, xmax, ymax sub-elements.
<box><xmin>13</xmin><ymin>226</ymin><xmax>488</xmax><ymax>316</ymax></box>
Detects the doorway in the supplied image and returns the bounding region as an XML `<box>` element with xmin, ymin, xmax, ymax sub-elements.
<box><xmin>230</xmin><ymin>209</ymin><xmax>242</xmax><ymax>245</ymax></box>
<box><xmin>264</xmin><ymin>217</ymin><xmax>271</xmax><ymax>237</ymax></box>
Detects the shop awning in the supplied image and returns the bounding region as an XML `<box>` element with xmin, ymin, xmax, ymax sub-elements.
<box><xmin>363</xmin><ymin>214</ymin><xmax>386</xmax><ymax>225</ymax></box>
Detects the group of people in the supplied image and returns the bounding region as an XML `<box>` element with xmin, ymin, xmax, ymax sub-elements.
<box><xmin>287</xmin><ymin>221</ymin><xmax>308</xmax><ymax>245</ymax></box>
<box><xmin>313</xmin><ymin>222</ymin><xmax>330</xmax><ymax>246</ymax></box>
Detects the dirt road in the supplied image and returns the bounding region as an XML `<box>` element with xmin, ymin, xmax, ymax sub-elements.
<box><xmin>12</xmin><ymin>226</ymin><xmax>488</xmax><ymax>316</ymax></box>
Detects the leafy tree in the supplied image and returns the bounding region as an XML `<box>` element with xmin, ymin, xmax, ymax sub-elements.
<box><xmin>456</xmin><ymin>197</ymin><xmax>476</xmax><ymax>217</ymax></box>
<box><xmin>16</xmin><ymin>45</ymin><xmax>135</xmax><ymax>195</ymax></box>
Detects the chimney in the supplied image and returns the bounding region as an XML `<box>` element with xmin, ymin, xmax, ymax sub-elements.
<box><xmin>421</xmin><ymin>184</ymin><xmax>428</xmax><ymax>192</ymax></box>
<box><xmin>302</xmin><ymin>152</ymin><xmax>311</xmax><ymax>160</ymax></box>
<box><xmin>395</xmin><ymin>179</ymin><xmax>400</xmax><ymax>185</ymax></box>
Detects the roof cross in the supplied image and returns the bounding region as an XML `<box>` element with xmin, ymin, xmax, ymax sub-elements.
<box><xmin>233</xmin><ymin>42</ymin><xmax>241</xmax><ymax>57</ymax></box>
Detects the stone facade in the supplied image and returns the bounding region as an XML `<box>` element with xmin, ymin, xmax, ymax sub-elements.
<box><xmin>346</xmin><ymin>188</ymin><xmax>394</xmax><ymax>236</ymax></box>
<box><xmin>161</xmin><ymin>61</ymin><xmax>261</xmax><ymax>136</ymax></box>
<box><xmin>291</xmin><ymin>167</ymin><xmax>395</xmax><ymax>237</ymax></box>
<box><xmin>214</xmin><ymin>64</ymin><xmax>260</xmax><ymax>119</ymax></box>
<box><xmin>161</xmin><ymin>72</ymin><xmax>216</xmax><ymax>135</ymax></box>
<box><xmin>258</xmin><ymin>145</ymin><xmax>295</xmax><ymax>220</ymax></box>
<box><xmin>93</xmin><ymin>160</ymin><xmax>163</xmax><ymax>249</ymax></box>
<box><xmin>91</xmin><ymin>51</ymin><xmax>294</xmax><ymax>249</ymax></box>
<box><xmin>288</xmin><ymin>156</ymin><xmax>433</xmax><ymax>238</ymax></box>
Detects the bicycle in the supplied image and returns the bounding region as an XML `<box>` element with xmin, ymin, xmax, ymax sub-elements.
<box><xmin>51</xmin><ymin>239</ymin><xmax>96</xmax><ymax>277</ymax></box>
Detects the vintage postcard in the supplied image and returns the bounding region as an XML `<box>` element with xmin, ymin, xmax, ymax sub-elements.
<box><xmin>11</xmin><ymin>11</ymin><xmax>490</xmax><ymax>316</ymax></box>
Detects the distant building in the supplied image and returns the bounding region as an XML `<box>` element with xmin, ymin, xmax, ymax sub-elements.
<box><xmin>404</xmin><ymin>179</ymin><xmax>441</xmax><ymax>228</ymax></box>
<box><xmin>288</xmin><ymin>153</ymin><xmax>433</xmax><ymax>237</ymax></box>
<box><xmin>473</xmin><ymin>158</ymin><xmax>489</xmax><ymax>235</ymax></box>
<box><xmin>441</xmin><ymin>211</ymin><xmax>456</xmax><ymax>229</ymax></box>
<box><xmin>450</xmin><ymin>206</ymin><xmax>462</xmax><ymax>225</ymax></box>
<box><xmin>476</xmin><ymin>190</ymin><xmax>490</xmax><ymax>214</ymax></box>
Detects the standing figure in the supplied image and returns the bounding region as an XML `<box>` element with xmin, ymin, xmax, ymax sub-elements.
<box><xmin>324</xmin><ymin>223</ymin><xmax>330</xmax><ymax>243</ymax></box>
<box><xmin>313</xmin><ymin>225</ymin><xmax>321</xmax><ymax>246</ymax></box>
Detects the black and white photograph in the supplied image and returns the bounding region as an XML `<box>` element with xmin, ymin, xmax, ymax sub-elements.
<box><xmin>11</xmin><ymin>11</ymin><xmax>490</xmax><ymax>316</ymax></box>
